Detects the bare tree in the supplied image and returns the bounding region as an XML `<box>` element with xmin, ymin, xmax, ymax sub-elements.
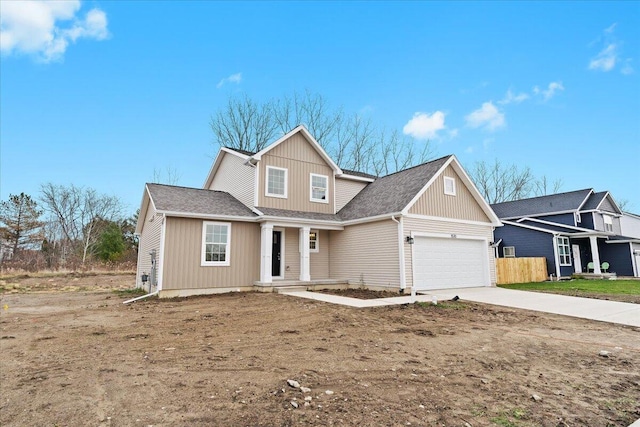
<box><xmin>470</xmin><ymin>159</ymin><xmax>535</xmax><ymax>204</ymax></box>
<box><xmin>211</xmin><ymin>91</ymin><xmax>435</xmax><ymax>176</ymax></box>
<box><xmin>151</xmin><ymin>166</ymin><xmax>182</xmax><ymax>185</ymax></box>
<box><xmin>40</xmin><ymin>184</ymin><xmax>122</xmax><ymax>266</ymax></box>
<box><xmin>533</xmin><ymin>176</ymin><xmax>564</xmax><ymax>197</ymax></box>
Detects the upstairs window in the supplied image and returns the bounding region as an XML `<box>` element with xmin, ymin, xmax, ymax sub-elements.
<box><xmin>310</xmin><ymin>173</ymin><xmax>328</xmax><ymax>203</ymax></box>
<box><xmin>444</xmin><ymin>176</ymin><xmax>456</xmax><ymax>196</ymax></box>
<box><xmin>266</xmin><ymin>166</ymin><xmax>287</xmax><ymax>198</ymax></box>
<box><xmin>557</xmin><ymin>236</ymin><xmax>571</xmax><ymax>266</ymax></box>
<box><xmin>603</xmin><ymin>215</ymin><xmax>613</xmax><ymax>232</ymax></box>
<box><xmin>202</xmin><ymin>222</ymin><xmax>231</xmax><ymax>266</ymax></box>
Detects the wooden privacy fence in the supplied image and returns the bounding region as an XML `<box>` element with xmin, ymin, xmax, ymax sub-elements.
<box><xmin>496</xmin><ymin>257</ymin><xmax>548</xmax><ymax>285</ymax></box>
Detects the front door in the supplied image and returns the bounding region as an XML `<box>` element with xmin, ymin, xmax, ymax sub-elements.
<box><xmin>272</xmin><ymin>230</ymin><xmax>282</xmax><ymax>278</ymax></box>
<box><xmin>572</xmin><ymin>244</ymin><xmax>582</xmax><ymax>273</ymax></box>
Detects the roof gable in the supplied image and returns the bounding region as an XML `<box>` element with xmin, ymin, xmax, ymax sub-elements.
<box><xmin>581</xmin><ymin>191</ymin><xmax>621</xmax><ymax>214</ymax></box>
<box><xmin>203</xmin><ymin>147</ymin><xmax>252</xmax><ymax>189</ymax></box>
<box><xmin>491</xmin><ymin>189</ymin><xmax>593</xmax><ymax>219</ymax></box>
<box><xmin>254</xmin><ymin>125</ymin><xmax>342</xmax><ymax>174</ymax></box>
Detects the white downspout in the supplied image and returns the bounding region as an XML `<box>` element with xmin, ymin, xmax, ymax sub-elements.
<box><xmin>391</xmin><ymin>216</ymin><xmax>406</xmax><ymax>292</ymax></box>
<box><xmin>157</xmin><ymin>214</ymin><xmax>166</xmax><ymax>292</ymax></box>
<box><xmin>552</xmin><ymin>235</ymin><xmax>561</xmax><ymax>280</ymax></box>
<box><xmin>123</xmin><ymin>291</ymin><xmax>159</xmax><ymax>304</ymax></box>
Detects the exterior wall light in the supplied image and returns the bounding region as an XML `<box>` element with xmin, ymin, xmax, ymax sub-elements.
<box><xmin>406</xmin><ymin>236</ymin><xmax>414</xmax><ymax>244</ymax></box>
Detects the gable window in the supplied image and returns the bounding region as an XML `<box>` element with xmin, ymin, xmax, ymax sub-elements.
<box><xmin>309</xmin><ymin>230</ymin><xmax>319</xmax><ymax>252</ymax></box>
<box><xmin>603</xmin><ymin>215</ymin><xmax>613</xmax><ymax>232</ymax></box>
<box><xmin>266</xmin><ymin>166</ymin><xmax>287</xmax><ymax>198</ymax></box>
<box><xmin>557</xmin><ymin>236</ymin><xmax>571</xmax><ymax>266</ymax></box>
<box><xmin>444</xmin><ymin>176</ymin><xmax>456</xmax><ymax>196</ymax></box>
<box><xmin>310</xmin><ymin>173</ymin><xmax>328</xmax><ymax>203</ymax></box>
<box><xmin>202</xmin><ymin>222</ymin><xmax>231</xmax><ymax>266</ymax></box>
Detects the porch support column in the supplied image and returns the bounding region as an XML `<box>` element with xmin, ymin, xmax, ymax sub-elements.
<box><xmin>260</xmin><ymin>223</ymin><xmax>273</xmax><ymax>283</ymax></box>
<box><xmin>589</xmin><ymin>236</ymin><xmax>601</xmax><ymax>274</ymax></box>
<box><xmin>299</xmin><ymin>226</ymin><xmax>311</xmax><ymax>282</ymax></box>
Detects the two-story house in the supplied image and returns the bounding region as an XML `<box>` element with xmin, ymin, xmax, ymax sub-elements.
<box><xmin>135</xmin><ymin>125</ymin><xmax>501</xmax><ymax>298</ymax></box>
<box><xmin>492</xmin><ymin>190</ymin><xmax>640</xmax><ymax>278</ymax></box>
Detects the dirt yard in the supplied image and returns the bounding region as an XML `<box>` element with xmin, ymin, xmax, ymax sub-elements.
<box><xmin>1</xmin><ymin>274</ymin><xmax>639</xmax><ymax>426</ymax></box>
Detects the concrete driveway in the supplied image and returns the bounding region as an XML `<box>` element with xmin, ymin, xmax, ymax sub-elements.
<box><xmin>423</xmin><ymin>287</ymin><xmax>640</xmax><ymax>328</ymax></box>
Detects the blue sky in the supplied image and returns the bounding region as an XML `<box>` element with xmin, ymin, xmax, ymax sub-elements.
<box><xmin>1</xmin><ymin>1</ymin><xmax>639</xmax><ymax>216</ymax></box>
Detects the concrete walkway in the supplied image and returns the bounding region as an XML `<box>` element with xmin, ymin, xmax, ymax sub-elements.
<box><xmin>279</xmin><ymin>287</ymin><xmax>640</xmax><ymax>328</ymax></box>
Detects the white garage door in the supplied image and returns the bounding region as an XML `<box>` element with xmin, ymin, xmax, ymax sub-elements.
<box><xmin>413</xmin><ymin>236</ymin><xmax>489</xmax><ymax>290</ymax></box>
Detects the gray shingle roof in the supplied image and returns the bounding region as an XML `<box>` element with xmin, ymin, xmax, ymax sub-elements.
<box><xmin>340</xmin><ymin>169</ymin><xmax>377</xmax><ymax>179</ymax></box>
<box><xmin>490</xmin><ymin>189</ymin><xmax>593</xmax><ymax>219</ymax></box>
<box><xmin>258</xmin><ymin>207</ymin><xmax>342</xmax><ymax>222</ymax></box>
<box><xmin>147</xmin><ymin>184</ymin><xmax>257</xmax><ymax>218</ymax></box>
<box><xmin>224</xmin><ymin>147</ymin><xmax>256</xmax><ymax>156</ymax></box>
<box><xmin>581</xmin><ymin>191</ymin><xmax>608</xmax><ymax>211</ymax></box>
<box><xmin>338</xmin><ymin>156</ymin><xmax>452</xmax><ymax>221</ymax></box>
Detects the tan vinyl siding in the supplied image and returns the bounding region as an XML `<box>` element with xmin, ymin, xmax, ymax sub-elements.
<box><xmin>209</xmin><ymin>152</ymin><xmax>255</xmax><ymax>208</ymax></box>
<box><xmin>409</xmin><ymin>165</ymin><xmax>490</xmax><ymax>222</ymax></box>
<box><xmin>258</xmin><ymin>133</ymin><xmax>335</xmax><ymax>213</ymax></box>
<box><xmin>282</xmin><ymin>228</ymin><xmax>300</xmax><ymax>280</ymax></box>
<box><xmin>402</xmin><ymin>216</ymin><xmax>496</xmax><ymax>287</ymax></box>
<box><xmin>310</xmin><ymin>229</ymin><xmax>330</xmax><ymax>279</ymax></box>
<box><xmin>335</xmin><ymin>178</ymin><xmax>368</xmax><ymax>212</ymax></box>
<box><xmin>329</xmin><ymin>220</ymin><xmax>400</xmax><ymax>287</ymax></box>
<box><xmin>162</xmin><ymin>218</ymin><xmax>260</xmax><ymax>290</ymax></box>
<box><xmin>136</xmin><ymin>202</ymin><xmax>163</xmax><ymax>288</ymax></box>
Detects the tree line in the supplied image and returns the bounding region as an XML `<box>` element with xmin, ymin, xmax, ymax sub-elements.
<box><xmin>0</xmin><ymin>185</ymin><xmax>138</xmax><ymax>272</ymax></box>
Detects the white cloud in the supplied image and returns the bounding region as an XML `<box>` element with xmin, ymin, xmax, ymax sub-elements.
<box><xmin>216</xmin><ymin>72</ymin><xmax>242</xmax><ymax>88</ymax></box>
<box><xmin>0</xmin><ymin>0</ymin><xmax>109</xmax><ymax>62</ymax></box>
<box><xmin>465</xmin><ymin>102</ymin><xmax>505</xmax><ymax>131</ymax></box>
<box><xmin>621</xmin><ymin>58</ymin><xmax>634</xmax><ymax>75</ymax></box>
<box><xmin>589</xmin><ymin>43</ymin><xmax>618</xmax><ymax>72</ymax></box>
<box><xmin>498</xmin><ymin>89</ymin><xmax>529</xmax><ymax>105</ymax></box>
<box><xmin>402</xmin><ymin>111</ymin><xmax>446</xmax><ymax>140</ymax></box>
<box><xmin>534</xmin><ymin>81</ymin><xmax>564</xmax><ymax>101</ymax></box>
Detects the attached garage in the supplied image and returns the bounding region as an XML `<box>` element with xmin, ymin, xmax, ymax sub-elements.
<box><xmin>412</xmin><ymin>234</ymin><xmax>490</xmax><ymax>290</ymax></box>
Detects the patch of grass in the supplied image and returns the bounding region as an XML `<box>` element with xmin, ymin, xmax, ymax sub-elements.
<box><xmin>416</xmin><ymin>301</ymin><xmax>469</xmax><ymax>310</ymax></box>
<box><xmin>114</xmin><ymin>288</ymin><xmax>147</xmax><ymax>297</ymax></box>
<box><xmin>499</xmin><ymin>279</ymin><xmax>640</xmax><ymax>295</ymax></box>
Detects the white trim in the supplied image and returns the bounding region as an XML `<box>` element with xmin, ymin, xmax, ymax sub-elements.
<box><xmin>201</xmin><ymin>221</ymin><xmax>232</xmax><ymax>267</ymax></box>
<box><xmin>159</xmin><ymin>211</ymin><xmax>256</xmax><ymax>222</ymax></box>
<box><xmin>632</xmin><ymin>245</ymin><xmax>639</xmax><ymax>277</ymax></box>
<box><xmin>336</xmin><ymin>173</ymin><xmax>375</xmax><ymax>183</ymax></box>
<box><xmin>552</xmin><ymin>235</ymin><xmax>561</xmax><ymax>278</ymax></box>
<box><xmin>310</xmin><ymin>173</ymin><xmax>329</xmax><ymax>204</ymax></box>
<box><xmin>575</xmin><ymin>189</ymin><xmax>595</xmax><ymax>212</ymax></box>
<box><xmin>404</xmin><ymin>213</ymin><xmax>499</xmax><ymax>228</ymax></box>
<box><xmin>308</xmin><ymin>229</ymin><xmax>319</xmax><ymax>253</ymax></box>
<box><xmin>341</xmin><ymin>212</ymin><xmax>405</xmax><ymax>226</ymax></box>
<box><xmin>258</xmin><ymin>217</ymin><xmax>343</xmax><ymax>230</ymax></box>
<box><xmin>254</xmin><ymin>161</ymin><xmax>260</xmax><ymax>207</ymax></box>
<box><xmin>443</xmin><ymin>176</ymin><xmax>456</xmax><ymax>196</ymax></box>
<box><xmin>299</xmin><ymin>227</ymin><xmax>311</xmax><ymax>281</ymax></box>
<box><xmin>517</xmin><ymin>217</ymin><xmax>601</xmax><ymax>233</ymax></box>
<box><xmin>260</xmin><ymin>223</ymin><xmax>273</xmax><ymax>283</ymax></box>
<box><xmin>157</xmin><ymin>214</ymin><xmax>166</xmax><ymax>291</ymax></box>
<box><xmin>253</xmin><ymin>125</ymin><xmax>343</xmax><ymax>174</ymax></box>
<box><xmin>265</xmin><ymin>165</ymin><xmax>288</xmax><ymax>199</ymax></box>
<box><xmin>557</xmin><ymin>236</ymin><xmax>571</xmax><ymax>266</ymax></box>
<box><xmin>203</xmin><ymin>147</ymin><xmax>251</xmax><ymax>189</ymax></box>
<box><xmin>391</xmin><ymin>216</ymin><xmax>406</xmax><ymax>291</ymax></box>
<box><xmin>500</xmin><ymin>209</ymin><xmax>582</xmax><ymax>221</ymax></box>
<box><xmin>503</xmin><ymin>246</ymin><xmax>516</xmax><ymax>258</ymax></box>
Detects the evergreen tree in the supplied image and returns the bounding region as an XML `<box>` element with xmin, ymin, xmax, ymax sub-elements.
<box><xmin>0</xmin><ymin>193</ymin><xmax>43</xmax><ymax>258</ymax></box>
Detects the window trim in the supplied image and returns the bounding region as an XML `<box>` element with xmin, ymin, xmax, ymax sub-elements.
<box><xmin>265</xmin><ymin>166</ymin><xmax>288</xmax><ymax>199</ymax></box>
<box><xmin>444</xmin><ymin>176</ymin><xmax>456</xmax><ymax>196</ymax></box>
<box><xmin>557</xmin><ymin>236</ymin><xmax>571</xmax><ymax>266</ymax></box>
<box><xmin>201</xmin><ymin>221</ymin><xmax>231</xmax><ymax>267</ymax></box>
<box><xmin>309</xmin><ymin>173</ymin><xmax>329</xmax><ymax>204</ymax></box>
<box><xmin>309</xmin><ymin>230</ymin><xmax>319</xmax><ymax>253</ymax></box>
<box><xmin>503</xmin><ymin>246</ymin><xmax>516</xmax><ymax>258</ymax></box>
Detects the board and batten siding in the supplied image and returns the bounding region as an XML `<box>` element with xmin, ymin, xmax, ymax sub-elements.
<box><xmin>208</xmin><ymin>152</ymin><xmax>255</xmax><ymax>208</ymax></box>
<box><xmin>162</xmin><ymin>218</ymin><xmax>260</xmax><ymax>290</ymax></box>
<box><xmin>136</xmin><ymin>202</ymin><xmax>163</xmax><ymax>288</ymax></box>
<box><xmin>258</xmin><ymin>133</ymin><xmax>335</xmax><ymax>213</ymax></box>
<box><xmin>409</xmin><ymin>165</ymin><xmax>490</xmax><ymax>223</ymax></box>
<box><xmin>335</xmin><ymin>178</ymin><xmax>368</xmax><ymax>212</ymax></box>
<box><xmin>329</xmin><ymin>220</ymin><xmax>401</xmax><ymax>287</ymax></box>
<box><xmin>403</xmin><ymin>216</ymin><xmax>496</xmax><ymax>288</ymax></box>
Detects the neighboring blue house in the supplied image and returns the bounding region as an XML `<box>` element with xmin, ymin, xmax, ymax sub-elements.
<box><xmin>491</xmin><ymin>189</ymin><xmax>640</xmax><ymax>278</ymax></box>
